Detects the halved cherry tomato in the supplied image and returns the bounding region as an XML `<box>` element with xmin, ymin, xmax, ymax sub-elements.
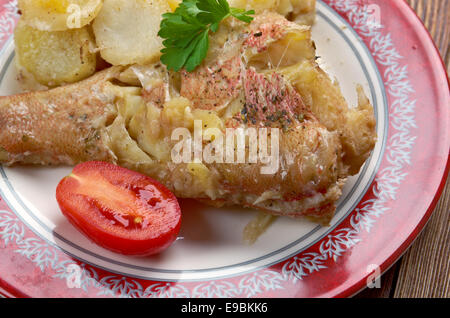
<box><xmin>56</xmin><ymin>161</ymin><xmax>181</xmax><ymax>256</ymax></box>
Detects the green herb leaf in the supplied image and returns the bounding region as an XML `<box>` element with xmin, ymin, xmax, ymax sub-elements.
<box><xmin>230</xmin><ymin>7</ymin><xmax>255</xmax><ymax>23</ymax></box>
<box><xmin>158</xmin><ymin>0</ymin><xmax>254</xmax><ymax>72</ymax></box>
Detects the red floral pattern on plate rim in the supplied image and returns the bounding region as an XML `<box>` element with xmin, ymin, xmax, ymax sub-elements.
<box><xmin>0</xmin><ymin>0</ymin><xmax>448</xmax><ymax>298</ymax></box>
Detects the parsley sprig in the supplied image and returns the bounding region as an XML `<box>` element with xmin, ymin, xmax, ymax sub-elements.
<box><xmin>158</xmin><ymin>0</ymin><xmax>254</xmax><ymax>72</ymax></box>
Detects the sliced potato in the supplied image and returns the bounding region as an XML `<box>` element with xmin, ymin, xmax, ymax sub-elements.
<box><xmin>18</xmin><ymin>0</ymin><xmax>103</xmax><ymax>31</ymax></box>
<box><xmin>289</xmin><ymin>0</ymin><xmax>316</xmax><ymax>16</ymax></box>
<box><xmin>166</xmin><ymin>0</ymin><xmax>180</xmax><ymax>11</ymax></box>
<box><xmin>229</xmin><ymin>0</ymin><xmax>316</xmax><ymax>25</ymax></box>
<box><xmin>161</xmin><ymin>97</ymin><xmax>194</xmax><ymax>133</ymax></box>
<box><xmin>246</xmin><ymin>23</ymin><xmax>314</xmax><ymax>71</ymax></box>
<box><xmin>14</xmin><ymin>57</ymin><xmax>49</xmax><ymax>92</ymax></box>
<box><xmin>92</xmin><ymin>0</ymin><xmax>171</xmax><ymax>66</ymax></box>
<box><xmin>14</xmin><ymin>19</ymin><xmax>97</xmax><ymax>87</ymax></box>
<box><xmin>288</xmin><ymin>0</ymin><xmax>316</xmax><ymax>25</ymax></box>
<box><xmin>229</xmin><ymin>0</ymin><xmax>280</xmax><ymax>13</ymax></box>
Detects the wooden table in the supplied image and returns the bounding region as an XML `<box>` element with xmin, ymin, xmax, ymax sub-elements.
<box><xmin>356</xmin><ymin>0</ymin><xmax>449</xmax><ymax>298</ymax></box>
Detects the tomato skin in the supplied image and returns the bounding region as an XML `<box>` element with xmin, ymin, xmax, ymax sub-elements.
<box><xmin>56</xmin><ymin>161</ymin><xmax>182</xmax><ymax>256</ymax></box>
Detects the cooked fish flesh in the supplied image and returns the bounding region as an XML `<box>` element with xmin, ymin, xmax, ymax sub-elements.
<box><xmin>0</xmin><ymin>12</ymin><xmax>376</xmax><ymax>225</ymax></box>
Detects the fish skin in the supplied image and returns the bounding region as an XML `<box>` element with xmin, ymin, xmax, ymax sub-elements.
<box><xmin>180</xmin><ymin>56</ymin><xmax>243</xmax><ymax>110</ymax></box>
<box><xmin>0</xmin><ymin>67</ymin><xmax>121</xmax><ymax>166</ymax></box>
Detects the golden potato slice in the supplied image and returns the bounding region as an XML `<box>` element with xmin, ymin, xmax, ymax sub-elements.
<box><xmin>92</xmin><ymin>0</ymin><xmax>171</xmax><ymax>66</ymax></box>
<box><xmin>288</xmin><ymin>0</ymin><xmax>316</xmax><ymax>25</ymax></box>
<box><xmin>246</xmin><ymin>22</ymin><xmax>315</xmax><ymax>71</ymax></box>
<box><xmin>14</xmin><ymin>20</ymin><xmax>97</xmax><ymax>87</ymax></box>
<box><xmin>14</xmin><ymin>57</ymin><xmax>49</xmax><ymax>92</ymax></box>
<box><xmin>230</xmin><ymin>0</ymin><xmax>280</xmax><ymax>12</ymax></box>
<box><xmin>18</xmin><ymin>0</ymin><xmax>103</xmax><ymax>31</ymax></box>
<box><xmin>229</xmin><ymin>0</ymin><xmax>316</xmax><ymax>25</ymax></box>
<box><xmin>166</xmin><ymin>0</ymin><xmax>180</xmax><ymax>11</ymax></box>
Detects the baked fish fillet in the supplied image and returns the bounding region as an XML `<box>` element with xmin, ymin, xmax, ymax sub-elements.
<box><xmin>0</xmin><ymin>12</ymin><xmax>376</xmax><ymax>224</ymax></box>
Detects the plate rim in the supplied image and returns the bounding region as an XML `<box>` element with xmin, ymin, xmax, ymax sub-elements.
<box><xmin>0</xmin><ymin>0</ymin><xmax>448</xmax><ymax>298</ymax></box>
<box><xmin>342</xmin><ymin>0</ymin><xmax>450</xmax><ymax>298</ymax></box>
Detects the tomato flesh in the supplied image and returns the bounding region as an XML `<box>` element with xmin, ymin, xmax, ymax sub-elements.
<box><xmin>56</xmin><ymin>161</ymin><xmax>182</xmax><ymax>256</ymax></box>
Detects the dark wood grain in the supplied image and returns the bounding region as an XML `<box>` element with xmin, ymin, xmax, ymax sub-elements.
<box><xmin>357</xmin><ymin>0</ymin><xmax>449</xmax><ymax>298</ymax></box>
<box><xmin>391</xmin><ymin>0</ymin><xmax>449</xmax><ymax>299</ymax></box>
<box><xmin>394</xmin><ymin>178</ymin><xmax>450</xmax><ymax>298</ymax></box>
